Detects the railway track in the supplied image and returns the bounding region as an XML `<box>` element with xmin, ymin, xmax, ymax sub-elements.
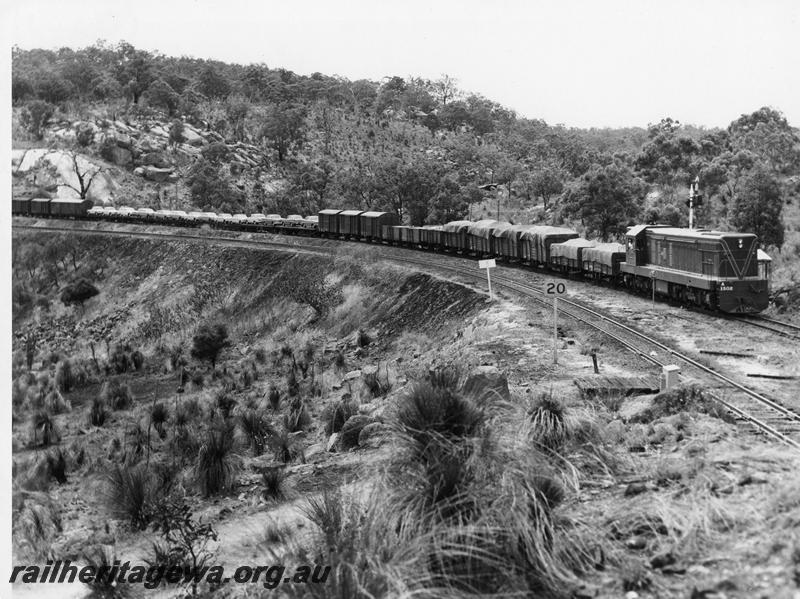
<box><xmin>386</xmin><ymin>253</ymin><xmax>800</xmax><ymax>450</ymax></box>
<box><xmin>736</xmin><ymin>314</ymin><xmax>800</xmax><ymax>341</ymax></box>
<box><xmin>15</xmin><ymin>220</ymin><xmax>800</xmax><ymax>450</ymax></box>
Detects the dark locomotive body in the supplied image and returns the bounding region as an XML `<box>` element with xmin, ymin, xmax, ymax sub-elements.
<box><xmin>621</xmin><ymin>225</ymin><xmax>769</xmax><ymax>313</ymax></box>
<box><xmin>12</xmin><ymin>199</ymin><xmax>772</xmax><ymax>313</ymax></box>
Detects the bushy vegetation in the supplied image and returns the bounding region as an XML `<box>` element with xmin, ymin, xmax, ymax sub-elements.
<box><xmin>195</xmin><ymin>420</ymin><xmax>239</xmax><ymax>496</ymax></box>
<box><xmin>100</xmin><ymin>378</ymin><xmax>134</xmax><ymax>410</ymax></box>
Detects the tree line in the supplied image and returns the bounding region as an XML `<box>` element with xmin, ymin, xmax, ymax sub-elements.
<box><xmin>12</xmin><ymin>42</ymin><xmax>800</xmax><ymax>247</ymax></box>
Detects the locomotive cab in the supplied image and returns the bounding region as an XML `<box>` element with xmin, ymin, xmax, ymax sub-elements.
<box><xmin>757</xmin><ymin>249</ymin><xmax>772</xmax><ymax>293</ymax></box>
<box><xmin>625</xmin><ymin>224</ymin><xmax>669</xmax><ymax>266</ymax></box>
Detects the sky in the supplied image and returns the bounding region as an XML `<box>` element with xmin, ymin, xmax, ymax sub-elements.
<box><xmin>4</xmin><ymin>0</ymin><xmax>800</xmax><ymax>129</ymax></box>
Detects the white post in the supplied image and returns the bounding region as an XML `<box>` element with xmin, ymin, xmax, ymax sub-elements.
<box><xmin>553</xmin><ymin>296</ymin><xmax>558</xmax><ymax>365</ymax></box>
<box><xmin>651</xmin><ymin>270</ymin><xmax>656</xmax><ymax>308</ymax></box>
<box><xmin>479</xmin><ymin>259</ymin><xmax>496</xmax><ymax>301</ymax></box>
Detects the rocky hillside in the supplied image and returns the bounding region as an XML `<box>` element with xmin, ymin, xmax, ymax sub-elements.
<box><xmin>12</xmin><ymin>111</ymin><xmax>267</xmax><ymax>208</ymax></box>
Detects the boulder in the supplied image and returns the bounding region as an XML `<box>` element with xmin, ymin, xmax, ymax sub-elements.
<box><xmin>139</xmin><ymin>152</ymin><xmax>170</xmax><ymax>168</ymax></box>
<box><xmin>357</xmin><ymin>422</ymin><xmax>387</xmax><ymax>449</ymax></box>
<box><xmin>108</xmin><ymin>146</ymin><xmax>132</xmax><ymax>166</ymax></box>
<box><xmin>138</xmin><ymin>137</ymin><xmax>163</xmax><ymax>153</ymax></box>
<box><xmin>142</xmin><ymin>166</ymin><xmax>174</xmax><ymax>183</ymax></box>
<box><xmin>112</xmin><ymin>132</ymin><xmax>132</xmax><ymax>149</ymax></box>
<box><xmin>462</xmin><ymin>365</ymin><xmax>510</xmax><ymax>403</ymax></box>
<box><xmin>339</xmin><ymin>415</ymin><xmax>374</xmax><ymax>450</ymax></box>
<box><xmin>182</xmin><ymin>125</ymin><xmax>207</xmax><ymax>146</ymax></box>
<box><xmin>133</xmin><ymin>166</ymin><xmax>146</xmax><ymax>177</ymax></box>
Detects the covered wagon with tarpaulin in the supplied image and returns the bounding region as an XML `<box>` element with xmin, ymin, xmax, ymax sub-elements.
<box><xmin>582</xmin><ymin>243</ymin><xmax>626</xmax><ymax>279</ymax></box>
<box><xmin>549</xmin><ymin>238</ymin><xmax>595</xmax><ymax>272</ymax></box>
<box><xmin>467</xmin><ymin>219</ymin><xmax>499</xmax><ymax>255</ymax></box>
<box><xmin>441</xmin><ymin>220</ymin><xmax>472</xmax><ymax>253</ymax></box>
<box><xmin>519</xmin><ymin>226</ymin><xmax>579</xmax><ymax>265</ymax></box>
<box><xmin>489</xmin><ymin>222</ymin><xmax>516</xmax><ymax>258</ymax></box>
<box><xmin>360</xmin><ymin>211</ymin><xmax>399</xmax><ymax>241</ymax></box>
<box><xmin>494</xmin><ymin>224</ymin><xmax>540</xmax><ymax>261</ymax></box>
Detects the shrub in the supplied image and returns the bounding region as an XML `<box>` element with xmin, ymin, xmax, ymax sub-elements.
<box><xmin>82</xmin><ymin>545</ymin><xmax>130</xmax><ymax>598</ymax></box>
<box><xmin>261</xmin><ymin>467</ymin><xmax>285</xmax><ymax>500</ymax></box>
<box><xmin>131</xmin><ymin>350</ymin><xmax>145</xmax><ymax>371</ymax></box>
<box><xmin>238</xmin><ymin>410</ymin><xmax>275</xmax><ymax>455</ymax></box>
<box><xmin>195</xmin><ymin>420</ymin><xmax>238</xmax><ymax>496</ymax></box>
<box><xmin>190</xmin><ymin>369</ymin><xmax>205</xmax><ymax>389</ymax></box>
<box><xmin>284</xmin><ymin>399</ymin><xmax>310</xmax><ymax>433</ymax></box>
<box><xmin>13</xmin><ymin>491</ymin><xmax>62</xmax><ymax>560</ymax></box>
<box><xmin>110</xmin><ymin>347</ymin><xmax>131</xmax><ymax>374</ymax></box>
<box><xmin>101</xmin><ymin>379</ymin><xmax>134</xmax><ymax>410</ymax></box>
<box><xmin>60</xmin><ymin>279</ymin><xmax>99</xmax><ymax>307</ymax></box>
<box><xmin>169</xmin><ymin>424</ymin><xmax>202</xmax><ymax>464</ymax></box>
<box><xmin>54</xmin><ymin>359</ymin><xmax>74</xmax><ymax>392</ymax></box>
<box><xmin>215</xmin><ymin>391</ymin><xmax>237</xmax><ymax>419</ymax></box>
<box><xmin>45</xmin><ymin>448</ymin><xmax>68</xmax><ymax>485</ymax></box>
<box><xmin>269</xmin><ymin>427</ymin><xmax>296</xmax><ymax>464</ymax></box>
<box><xmin>323</xmin><ymin>398</ymin><xmax>359</xmax><ymax>436</ymax></box>
<box><xmin>29</xmin><ymin>410</ymin><xmax>60</xmax><ymax>446</ymax></box>
<box><xmin>191</xmin><ymin>323</ymin><xmax>230</xmax><ymax>369</ymax></box>
<box><xmin>254</xmin><ymin>347</ymin><xmax>267</xmax><ymax>363</ymax></box>
<box><xmin>43</xmin><ymin>387</ymin><xmax>70</xmax><ymax>414</ymax></box>
<box><xmin>268</xmin><ymin>386</ymin><xmax>281</xmax><ymax>410</ymax></box>
<box><xmin>286</xmin><ymin>368</ymin><xmax>299</xmax><ymax>397</ymax></box>
<box><xmin>527</xmin><ymin>392</ymin><xmax>568</xmax><ymax>452</ymax></box>
<box><xmin>151</xmin><ymin>402</ymin><xmax>169</xmax><ymax>437</ymax></box>
<box><xmin>334</xmin><ymin>349</ymin><xmax>345</xmax><ymax>371</ymax></box>
<box><xmin>104</xmin><ymin>463</ymin><xmax>155</xmax><ymax>529</ymax></box>
<box><xmin>150</xmin><ymin>500</ymin><xmax>218</xmax><ymax>597</ymax></box>
<box><xmin>396</xmin><ymin>381</ymin><xmax>484</xmax><ymax>447</ymax></box>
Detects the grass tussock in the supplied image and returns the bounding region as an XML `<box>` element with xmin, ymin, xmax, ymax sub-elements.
<box><xmin>527</xmin><ymin>392</ymin><xmax>569</xmax><ymax>452</ymax></box>
<box><xmin>238</xmin><ymin>409</ymin><xmax>276</xmax><ymax>456</ymax></box>
<box><xmin>261</xmin><ymin>467</ymin><xmax>286</xmax><ymax>500</ymax></box>
<box><xmin>89</xmin><ymin>396</ymin><xmax>108</xmax><ymax>426</ymax></box>
<box><xmin>293</xmin><ymin>372</ymin><xmax>606</xmax><ymax>598</ymax></box>
<box><xmin>29</xmin><ymin>409</ymin><xmax>60</xmax><ymax>447</ymax></box>
<box><xmin>322</xmin><ymin>398</ymin><xmax>359</xmax><ymax>436</ymax></box>
<box><xmin>104</xmin><ymin>462</ymin><xmax>157</xmax><ymax>529</ymax></box>
<box><xmin>195</xmin><ymin>420</ymin><xmax>239</xmax><ymax>496</ymax></box>
<box><xmin>13</xmin><ymin>491</ymin><xmax>63</xmax><ymax>561</ymax></box>
<box><xmin>284</xmin><ymin>398</ymin><xmax>311</xmax><ymax>433</ymax></box>
<box><xmin>101</xmin><ymin>379</ymin><xmax>134</xmax><ymax>411</ymax></box>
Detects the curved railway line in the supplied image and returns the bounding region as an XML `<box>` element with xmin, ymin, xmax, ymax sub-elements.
<box><xmin>14</xmin><ymin>220</ymin><xmax>800</xmax><ymax>450</ymax></box>
<box><xmin>736</xmin><ymin>315</ymin><xmax>800</xmax><ymax>342</ymax></box>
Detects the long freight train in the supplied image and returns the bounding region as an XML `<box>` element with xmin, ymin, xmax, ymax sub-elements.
<box><xmin>12</xmin><ymin>198</ymin><xmax>772</xmax><ymax>313</ymax></box>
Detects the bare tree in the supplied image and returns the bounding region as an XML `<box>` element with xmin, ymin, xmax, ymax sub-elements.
<box><xmin>62</xmin><ymin>150</ymin><xmax>104</xmax><ymax>200</ymax></box>
<box><xmin>40</xmin><ymin>149</ymin><xmax>105</xmax><ymax>200</ymax></box>
<box><xmin>432</xmin><ymin>74</ymin><xmax>459</xmax><ymax>107</ymax></box>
